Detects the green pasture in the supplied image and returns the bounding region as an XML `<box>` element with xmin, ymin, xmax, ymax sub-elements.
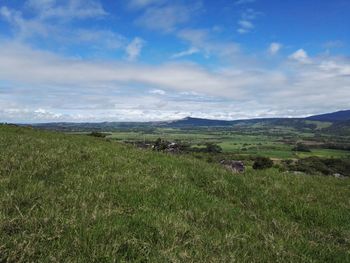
<box><xmin>1</xmin><ymin>125</ymin><xmax>349</xmax><ymax>262</ymax></box>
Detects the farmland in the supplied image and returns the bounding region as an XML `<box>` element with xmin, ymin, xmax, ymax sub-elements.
<box><xmin>100</xmin><ymin>126</ymin><xmax>350</xmax><ymax>159</ymax></box>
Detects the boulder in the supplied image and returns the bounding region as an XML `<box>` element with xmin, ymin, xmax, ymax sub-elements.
<box><xmin>220</xmin><ymin>160</ymin><xmax>245</xmax><ymax>173</ymax></box>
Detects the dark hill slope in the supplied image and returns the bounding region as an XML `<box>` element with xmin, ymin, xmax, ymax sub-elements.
<box><xmin>0</xmin><ymin>125</ymin><xmax>349</xmax><ymax>262</ymax></box>
<box><xmin>307</xmin><ymin>110</ymin><xmax>350</xmax><ymax>122</ymax></box>
<box><xmin>164</xmin><ymin>117</ymin><xmax>235</xmax><ymax>127</ymax></box>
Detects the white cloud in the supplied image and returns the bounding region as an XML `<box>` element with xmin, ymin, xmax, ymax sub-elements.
<box><xmin>26</xmin><ymin>0</ymin><xmax>107</xmax><ymax>20</ymax></box>
<box><xmin>133</xmin><ymin>1</ymin><xmax>203</xmax><ymax>32</ymax></box>
<box><xmin>126</xmin><ymin>37</ymin><xmax>146</xmax><ymax>61</ymax></box>
<box><xmin>0</xmin><ymin>6</ymin><xmax>50</xmax><ymax>39</ymax></box>
<box><xmin>237</xmin><ymin>9</ymin><xmax>261</xmax><ymax>34</ymax></box>
<box><xmin>135</xmin><ymin>4</ymin><xmax>192</xmax><ymax>32</ymax></box>
<box><xmin>0</xmin><ymin>3</ymin><xmax>126</xmax><ymax>52</ymax></box>
<box><xmin>177</xmin><ymin>28</ymin><xmax>240</xmax><ymax>58</ymax></box>
<box><xmin>0</xmin><ymin>42</ymin><xmax>240</xmax><ymax>97</ymax></box>
<box><xmin>268</xmin><ymin>42</ymin><xmax>282</xmax><ymax>55</ymax></box>
<box><xmin>289</xmin><ymin>49</ymin><xmax>311</xmax><ymax>64</ymax></box>
<box><xmin>239</xmin><ymin>20</ymin><xmax>254</xmax><ymax>29</ymax></box>
<box><xmin>241</xmin><ymin>8</ymin><xmax>261</xmax><ymax>20</ymax></box>
<box><xmin>149</xmin><ymin>89</ymin><xmax>166</xmax><ymax>95</ymax></box>
<box><xmin>78</xmin><ymin>30</ymin><xmax>126</xmax><ymax>50</ymax></box>
<box><xmin>0</xmin><ymin>6</ymin><xmax>11</xmax><ymax>19</ymax></box>
<box><xmin>319</xmin><ymin>60</ymin><xmax>350</xmax><ymax>75</ymax></box>
<box><xmin>171</xmin><ymin>47</ymin><xmax>200</xmax><ymax>59</ymax></box>
<box><xmin>238</xmin><ymin>20</ymin><xmax>254</xmax><ymax>34</ymax></box>
<box><xmin>0</xmin><ymin>42</ymin><xmax>349</xmax><ymax>122</ymax></box>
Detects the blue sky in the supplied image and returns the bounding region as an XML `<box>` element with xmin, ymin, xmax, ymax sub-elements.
<box><xmin>0</xmin><ymin>0</ymin><xmax>349</xmax><ymax>122</ymax></box>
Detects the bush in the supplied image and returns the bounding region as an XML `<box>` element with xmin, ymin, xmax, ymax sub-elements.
<box><xmin>253</xmin><ymin>157</ymin><xmax>274</xmax><ymax>170</ymax></box>
<box><xmin>292</xmin><ymin>143</ymin><xmax>311</xmax><ymax>152</ymax></box>
<box><xmin>153</xmin><ymin>138</ymin><xmax>168</xmax><ymax>151</ymax></box>
<box><xmin>282</xmin><ymin>159</ymin><xmax>294</xmax><ymax>166</ymax></box>
<box><xmin>204</xmin><ymin>143</ymin><xmax>223</xmax><ymax>153</ymax></box>
<box><xmin>88</xmin><ymin>132</ymin><xmax>107</xmax><ymax>138</ymax></box>
<box><xmin>289</xmin><ymin>157</ymin><xmax>350</xmax><ymax>176</ymax></box>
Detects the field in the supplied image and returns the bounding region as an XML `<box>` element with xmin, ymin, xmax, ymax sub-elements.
<box><xmin>1</xmin><ymin>125</ymin><xmax>350</xmax><ymax>262</ymax></box>
<box><xmin>102</xmin><ymin>127</ymin><xmax>350</xmax><ymax>159</ymax></box>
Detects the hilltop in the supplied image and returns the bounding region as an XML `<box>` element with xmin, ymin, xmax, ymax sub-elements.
<box><xmin>0</xmin><ymin>125</ymin><xmax>349</xmax><ymax>262</ymax></box>
<box><xmin>306</xmin><ymin>110</ymin><xmax>350</xmax><ymax>122</ymax></box>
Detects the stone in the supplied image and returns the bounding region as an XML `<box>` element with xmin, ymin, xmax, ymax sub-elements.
<box><xmin>220</xmin><ymin>160</ymin><xmax>245</xmax><ymax>173</ymax></box>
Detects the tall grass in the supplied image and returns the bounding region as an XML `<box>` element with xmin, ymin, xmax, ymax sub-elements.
<box><xmin>0</xmin><ymin>125</ymin><xmax>349</xmax><ymax>262</ymax></box>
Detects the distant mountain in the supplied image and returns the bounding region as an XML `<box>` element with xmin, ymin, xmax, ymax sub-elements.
<box><xmin>27</xmin><ymin>110</ymin><xmax>350</xmax><ymax>132</ymax></box>
<box><xmin>164</xmin><ymin>117</ymin><xmax>235</xmax><ymax>127</ymax></box>
<box><xmin>306</xmin><ymin>110</ymin><xmax>350</xmax><ymax>122</ymax></box>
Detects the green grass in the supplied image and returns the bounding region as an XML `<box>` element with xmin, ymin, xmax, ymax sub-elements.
<box><xmin>297</xmin><ymin>149</ymin><xmax>350</xmax><ymax>159</ymax></box>
<box><xmin>1</xmin><ymin>125</ymin><xmax>350</xmax><ymax>262</ymax></box>
<box><xmin>106</xmin><ymin>130</ymin><xmax>219</xmax><ymax>144</ymax></box>
<box><xmin>218</xmin><ymin>141</ymin><xmax>295</xmax><ymax>158</ymax></box>
<box><xmin>305</xmin><ymin>120</ymin><xmax>333</xmax><ymax>129</ymax></box>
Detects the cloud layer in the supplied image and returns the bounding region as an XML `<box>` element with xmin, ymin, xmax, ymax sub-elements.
<box><xmin>1</xmin><ymin>41</ymin><xmax>349</xmax><ymax>122</ymax></box>
<box><xmin>0</xmin><ymin>0</ymin><xmax>349</xmax><ymax>122</ymax></box>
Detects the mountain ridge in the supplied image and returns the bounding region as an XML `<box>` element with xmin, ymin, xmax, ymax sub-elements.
<box><xmin>306</xmin><ymin>110</ymin><xmax>350</xmax><ymax>122</ymax></box>
<box><xmin>18</xmin><ymin>109</ymin><xmax>350</xmax><ymax>131</ymax></box>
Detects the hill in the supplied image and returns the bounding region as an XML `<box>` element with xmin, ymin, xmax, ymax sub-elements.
<box><xmin>164</xmin><ymin>117</ymin><xmax>234</xmax><ymax>127</ymax></box>
<box><xmin>307</xmin><ymin>110</ymin><xmax>350</xmax><ymax>122</ymax></box>
<box><xmin>0</xmin><ymin>125</ymin><xmax>349</xmax><ymax>262</ymax></box>
<box><xmin>29</xmin><ymin>109</ymin><xmax>350</xmax><ymax>131</ymax></box>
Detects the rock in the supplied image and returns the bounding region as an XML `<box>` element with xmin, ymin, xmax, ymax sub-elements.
<box><xmin>220</xmin><ymin>160</ymin><xmax>245</xmax><ymax>173</ymax></box>
<box><xmin>333</xmin><ymin>173</ymin><xmax>344</xmax><ymax>178</ymax></box>
<box><xmin>293</xmin><ymin>171</ymin><xmax>305</xmax><ymax>175</ymax></box>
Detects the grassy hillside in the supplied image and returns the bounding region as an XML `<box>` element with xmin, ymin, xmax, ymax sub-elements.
<box><xmin>0</xmin><ymin>125</ymin><xmax>349</xmax><ymax>262</ymax></box>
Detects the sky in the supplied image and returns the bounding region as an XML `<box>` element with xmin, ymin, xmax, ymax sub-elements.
<box><xmin>0</xmin><ymin>0</ymin><xmax>349</xmax><ymax>123</ymax></box>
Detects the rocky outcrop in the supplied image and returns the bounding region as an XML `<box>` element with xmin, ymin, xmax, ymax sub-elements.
<box><xmin>220</xmin><ymin>160</ymin><xmax>245</xmax><ymax>173</ymax></box>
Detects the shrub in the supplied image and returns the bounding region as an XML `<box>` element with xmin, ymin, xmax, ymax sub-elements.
<box><xmin>292</xmin><ymin>143</ymin><xmax>311</xmax><ymax>152</ymax></box>
<box><xmin>282</xmin><ymin>159</ymin><xmax>294</xmax><ymax>166</ymax></box>
<box><xmin>153</xmin><ymin>138</ymin><xmax>168</xmax><ymax>151</ymax></box>
<box><xmin>88</xmin><ymin>132</ymin><xmax>107</xmax><ymax>138</ymax></box>
<box><xmin>289</xmin><ymin>157</ymin><xmax>350</xmax><ymax>176</ymax></box>
<box><xmin>253</xmin><ymin>157</ymin><xmax>274</xmax><ymax>170</ymax></box>
<box><xmin>205</xmin><ymin>143</ymin><xmax>223</xmax><ymax>153</ymax></box>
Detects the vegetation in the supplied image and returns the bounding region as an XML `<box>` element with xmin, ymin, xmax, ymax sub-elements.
<box><xmin>1</xmin><ymin>125</ymin><xmax>349</xmax><ymax>262</ymax></box>
<box><xmin>83</xmin><ymin>123</ymin><xmax>350</xmax><ymax>159</ymax></box>
<box><xmin>292</xmin><ymin>143</ymin><xmax>311</xmax><ymax>152</ymax></box>
<box><xmin>88</xmin><ymin>132</ymin><xmax>109</xmax><ymax>138</ymax></box>
<box><xmin>253</xmin><ymin>157</ymin><xmax>274</xmax><ymax>170</ymax></box>
<box><xmin>202</xmin><ymin>143</ymin><xmax>223</xmax><ymax>153</ymax></box>
<box><xmin>287</xmin><ymin>157</ymin><xmax>350</xmax><ymax>177</ymax></box>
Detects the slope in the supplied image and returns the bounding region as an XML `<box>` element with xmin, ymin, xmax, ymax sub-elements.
<box><xmin>307</xmin><ymin>110</ymin><xmax>350</xmax><ymax>122</ymax></box>
<box><xmin>0</xmin><ymin>125</ymin><xmax>349</xmax><ymax>262</ymax></box>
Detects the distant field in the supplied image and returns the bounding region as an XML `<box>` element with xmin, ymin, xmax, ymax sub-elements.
<box><xmin>99</xmin><ymin>128</ymin><xmax>350</xmax><ymax>159</ymax></box>
<box><xmin>107</xmin><ymin>130</ymin><xmax>218</xmax><ymax>142</ymax></box>
<box><xmin>297</xmin><ymin>149</ymin><xmax>350</xmax><ymax>158</ymax></box>
<box><xmin>304</xmin><ymin>120</ymin><xmax>333</xmax><ymax>129</ymax></box>
<box><xmin>1</xmin><ymin>125</ymin><xmax>349</xmax><ymax>262</ymax></box>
